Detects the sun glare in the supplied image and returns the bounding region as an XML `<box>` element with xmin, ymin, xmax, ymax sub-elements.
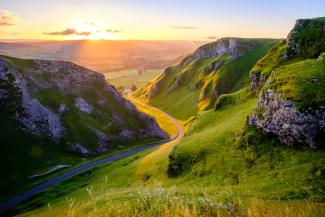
<box><xmin>68</xmin><ymin>21</ymin><xmax>118</xmax><ymax>40</ymax></box>
<box><xmin>72</xmin><ymin>32</ymin><xmax>116</xmax><ymax>40</ymax></box>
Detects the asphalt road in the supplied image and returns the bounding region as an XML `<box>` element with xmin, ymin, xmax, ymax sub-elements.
<box><xmin>0</xmin><ymin>97</ymin><xmax>183</xmax><ymax>213</ymax></box>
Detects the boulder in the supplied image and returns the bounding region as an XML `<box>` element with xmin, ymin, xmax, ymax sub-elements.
<box><xmin>74</xmin><ymin>97</ymin><xmax>93</xmax><ymax>114</ymax></box>
<box><xmin>248</xmin><ymin>89</ymin><xmax>325</xmax><ymax>148</ymax></box>
<box><xmin>71</xmin><ymin>143</ymin><xmax>90</xmax><ymax>155</ymax></box>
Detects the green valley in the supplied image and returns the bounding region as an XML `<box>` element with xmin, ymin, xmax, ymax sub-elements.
<box><xmin>1</xmin><ymin>16</ymin><xmax>324</xmax><ymax>217</ymax></box>
<box><xmin>135</xmin><ymin>38</ymin><xmax>278</xmax><ymax>120</ymax></box>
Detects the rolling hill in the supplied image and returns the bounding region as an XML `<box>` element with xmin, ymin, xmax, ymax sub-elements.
<box><xmin>135</xmin><ymin>38</ymin><xmax>278</xmax><ymax>120</ymax></box>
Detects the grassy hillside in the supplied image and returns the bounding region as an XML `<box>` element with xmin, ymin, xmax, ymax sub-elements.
<box><xmin>0</xmin><ymin>55</ymin><xmax>165</xmax><ymax>202</ymax></box>
<box><xmin>4</xmin><ymin>18</ymin><xmax>325</xmax><ymax>217</ymax></box>
<box><xmin>12</xmin><ymin>88</ymin><xmax>325</xmax><ymax>217</ymax></box>
<box><xmin>135</xmin><ymin>38</ymin><xmax>278</xmax><ymax>120</ymax></box>
<box><xmin>168</xmin><ymin>89</ymin><xmax>324</xmax><ymax>200</ymax></box>
<box><xmin>264</xmin><ymin>54</ymin><xmax>325</xmax><ymax>110</ymax></box>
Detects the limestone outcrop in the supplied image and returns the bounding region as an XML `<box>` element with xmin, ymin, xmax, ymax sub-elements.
<box><xmin>249</xmin><ymin>89</ymin><xmax>325</xmax><ymax>148</ymax></box>
<box><xmin>179</xmin><ymin>38</ymin><xmax>255</xmax><ymax>67</ymax></box>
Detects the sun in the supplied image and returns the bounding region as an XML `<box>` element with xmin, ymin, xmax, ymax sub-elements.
<box><xmin>70</xmin><ymin>22</ymin><xmax>118</xmax><ymax>40</ymax></box>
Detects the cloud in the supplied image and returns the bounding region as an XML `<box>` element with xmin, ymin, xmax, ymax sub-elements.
<box><xmin>44</xmin><ymin>28</ymin><xmax>77</xmax><ymax>35</ymax></box>
<box><xmin>169</xmin><ymin>26</ymin><xmax>197</xmax><ymax>29</ymax></box>
<box><xmin>206</xmin><ymin>36</ymin><xmax>218</xmax><ymax>40</ymax></box>
<box><xmin>106</xmin><ymin>29</ymin><xmax>122</xmax><ymax>33</ymax></box>
<box><xmin>43</xmin><ymin>28</ymin><xmax>92</xmax><ymax>36</ymax></box>
<box><xmin>0</xmin><ymin>10</ymin><xmax>17</xmax><ymax>26</ymax></box>
<box><xmin>77</xmin><ymin>31</ymin><xmax>91</xmax><ymax>36</ymax></box>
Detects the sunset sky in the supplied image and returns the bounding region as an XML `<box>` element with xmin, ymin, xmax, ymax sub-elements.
<box><xmin>1</xmin><ymin>0</ymin><xmax>325</xmax><ymax>41</ymax></box>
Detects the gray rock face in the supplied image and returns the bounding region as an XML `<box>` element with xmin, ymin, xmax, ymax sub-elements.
<box><xmin>1</xmin><ymin>55</ymin><xmax>167</xmax><ymax>155</ymax></box>
<box><xmin>138</xmin><ymin>113</ymin><xmax>168</xmax><ymax>139</ymax></box>
<box><xmin>285</xmin><ymin>18</ymin><xmax>325</xmax><ymax>59</ymax></box>
<box><xmin>0</xmin><ymin>59</ymin><xmax>64</xmax><ymax>140</ymax></box>
<box><xmin>94</xmin><ymin>130</ymin><xmax>113</xmax><ymax>153</ymax></box>
<box><xmin>248</xmin><ymin>89</ymin><xmax>325</xmax><ymax>148</ymax></box>
<box><xmin>119</xmin><ymin>128</ymin><xmax>134</xmax><ymax>139</ymax></box>
<box><xmin>59</xmin><ymin>104</ymin><xmax>68</xmax><ymax>113</ymax></box>
<box><xmin>179</xmin><ymin>38</ymin><xmax>255</xmax><ymax>67</ymax></box>
<box><xmin>149</xmin><ymin>83</ymin><xmax>161</xmax><ymax>98</ymax></box>
<box><xmin>71</xmin><ymin>143</ymin><xmax>90</xmax><ymax>155</ymax></box>
<box><xmin>204</xmin><ymin>60</ymin><xmax>225</xmax><ymax>74</ymax></box>
<box><xmin>249</xmin><ymin>72</ymin><xmax>269</xmax><ymax>92</ymax></box>
<box><xmin>121</xmin><ymin>97</ymin><xmax>168</xmax><ymax>140</ymax></box>
<box><xmin>32</xmin><ymin>60</ymin><xmax>105</xmax><ymax>92</ymax></box>
<box><xmin>18</xmin><ymin>97</ymin><xmax>64</xmax><ymax>140</ymax></box>
<box><xmin>74</xmin><ymin>97</ymin><xmax>93</xmax><ymax>114</ymax></box>
<box><xmin>146</xmin><ymin>39</ymin><xmax>254</xmax><ymax>99</ymax></box>
<box><xmin>103</xmin><ymin>84</ymin><xmax>167</xmax><ymax>140</ymax></box>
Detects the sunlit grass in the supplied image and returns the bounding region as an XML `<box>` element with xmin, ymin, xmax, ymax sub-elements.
<box><xmin>9</xmin><ymin>90</ymin><xmax>324</xmax><ymax>217</ymax></box>
<box><xmin>126</xmin><ymin>96</ymin><xmax>179</xmax><ymax>138</ymax></box>
<box><xmin>19</xmin><ymin>186</ymin><xmax>325</xmax><ymax>217</ymax></box>
<box><xmin>266</xmin><ymin>55</ymin><xmax>325</xmax><ymax>109</ymax></box>
<box><xmin>126</xmin><ymin>95</ymin><xmax>184</xmax><ymax>182</ymax></box>
<box><xmin>105</xmin><ymin>69</ymin><xmax>163</xmax><ymax>89</ymax></box>
<box><xmin>12</xmin><ymin>88</ymin><xmax>324</xmax><ymax>217</ymax></box>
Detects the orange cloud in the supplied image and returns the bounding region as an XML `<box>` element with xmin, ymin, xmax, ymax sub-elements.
<box><xmin>77</xmin><ymin>31</ymin><xmax>91</xmax><ymax>36</ymax></box>
<box><xmin>44</xmin><ymin>28</ymin><xmax>77</xmax><ymax>35</ymax></box>
<box><xmin>43</xmin><ymin>28</ymin><xmax>92</xmax><ymax>36</ymax></box>
<box><xmin>0</xmin><ymin>10</ymin><xmax>16</xmax><ymax>26</ymax></box>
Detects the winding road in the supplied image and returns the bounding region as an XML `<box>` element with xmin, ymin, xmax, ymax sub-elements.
<box><xmin>0</xmin><ymin>97</ymin><xmax>183</xmax><ymax>213</ymax></box>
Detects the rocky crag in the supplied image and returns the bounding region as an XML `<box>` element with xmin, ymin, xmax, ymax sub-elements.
<box><xmin>178</xmin><ymin>38</ymin><xmax>255</xmax><ymax>67</ymax></box>
<box><xmin>0</xmin><ymin>55</ymin><xmax>167</xmax><ymax>155</ymax></box>
<box><xmin>248</xmin><ymin>17</ymin><xmax>325</xmax><ymax>148</ymax></box>
<box><xmin>249</xmin><ymin>89</ymin><xmax>325</xmax><ymax>148</ymax></box>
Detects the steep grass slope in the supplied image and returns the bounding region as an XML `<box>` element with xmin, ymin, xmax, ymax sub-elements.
<box><xmin>168</xmin><ymin>89</ymin><xmax>324</xmax><ymax>199</ymax></box>
<box><xmin>135</xmin><ymin>38</ymin><xmax>278</xmax><ymax>120</ymax></box>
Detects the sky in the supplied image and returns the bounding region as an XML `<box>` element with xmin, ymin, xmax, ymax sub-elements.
<box><xmin>1</xmin><ymin>0</ymin><xmax>325</xmax><ymax>40</ymax></box>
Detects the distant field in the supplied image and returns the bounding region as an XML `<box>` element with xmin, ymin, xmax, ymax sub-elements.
<box><xmin>0</xmin><ymin>40</ymin><xmax>203</xmax><ymax>72</ymax></box>
<box><xmin>104</xmin><ymin>69</ymin><xmax>163</xmax><ymax>89</ymax></box>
